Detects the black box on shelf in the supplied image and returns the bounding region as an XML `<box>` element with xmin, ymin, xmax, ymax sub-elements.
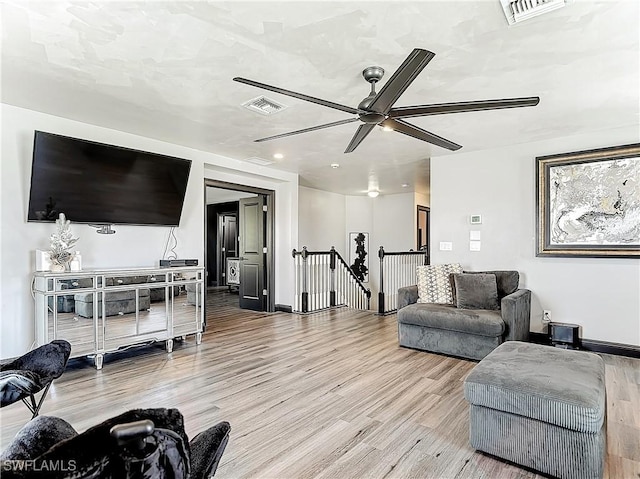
<box><xmin>159</xmin><ymin>259</ymin><xmax>198</xmax><ymax>267</ymax></box>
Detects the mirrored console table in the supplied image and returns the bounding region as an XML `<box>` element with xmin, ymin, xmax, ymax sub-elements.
<box><xmin>33</xmin><ymin>266</ymin><xmax>204</xmax><ymax>369</ymax></box>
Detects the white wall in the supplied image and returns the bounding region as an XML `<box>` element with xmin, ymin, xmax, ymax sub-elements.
<box><xmin>0</xmin><ymin>104</ymin><xmax>298</xmax><ymax>358</ymax></box>
<box><xmin>372</xmin><ymin>193</ymin><xmax>415</xmax><ymax>253</ymax></box>
<box><xmin>345</xmin><ymin>196</ymin><xmax>373</xmax><ymax>254</ymax></box>
<box><xmin>298</xmin><ymin>186</ymin><xmax>345</xmax><ymax>250</ymax></box>
<box><xmin>430</xmin><ymin>125</ymin><xmax>640</xmax><ymax>345</ymax></box>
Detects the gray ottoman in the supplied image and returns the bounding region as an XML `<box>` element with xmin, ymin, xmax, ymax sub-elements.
<box><xmin>463</xmin><ymin>341</ymin><xmax>606</xmax><ymax>479</ymax></box>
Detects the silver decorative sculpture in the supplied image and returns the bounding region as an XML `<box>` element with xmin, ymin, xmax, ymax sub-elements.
<box><xmin>49</xmin><ymin>213</ymin><xmax>79</xmax><ymax>271</ymax></box>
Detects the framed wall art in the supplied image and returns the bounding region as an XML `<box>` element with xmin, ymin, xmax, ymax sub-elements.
<box><xmin>349</xmin><ymin>232</ymin><xmax>369</xmax><ymax>282</ymax></box>
<box><xmin>536</xmin><ymin>143</ymin><xmax>640</xmax><ymax>258</ymax></box>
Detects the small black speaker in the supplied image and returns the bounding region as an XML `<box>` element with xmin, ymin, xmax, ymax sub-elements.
<box><xmin>549</xmin><ymin>322</ymin><xmax>580</xmax><ymax>349</ymax></box>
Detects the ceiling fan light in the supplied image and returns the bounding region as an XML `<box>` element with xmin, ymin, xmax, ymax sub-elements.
<box><xmin>367</xmin><ymin>190</ymin><xmax>380</xmax><ymax>198</ymax></box>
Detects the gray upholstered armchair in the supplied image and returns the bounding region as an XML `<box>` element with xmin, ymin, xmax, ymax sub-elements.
<box><xmin>397</xmin><ymin>270</ymin><xmax>531</xmax><ymax>360</ymax></box>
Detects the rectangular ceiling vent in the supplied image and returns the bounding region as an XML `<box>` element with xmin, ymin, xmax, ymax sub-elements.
<box><xmin>242</xmin><ymin>96</ymin><xmax>288</xmax><ymax>116</ymax></box>
<box><xmin>243</xmin><ymin>157</ymin><xmax>275</xmax><ymax>166</ymax></box>
<box><xmin>500</xmin><ymin>0</ymin><xmax>567</xmax><ymax>25</ymax></box>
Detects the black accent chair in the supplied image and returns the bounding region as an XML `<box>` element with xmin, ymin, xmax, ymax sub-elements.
<box><xmin>0</xmin><ymin>408</ymin><xmax>231</xmax><ymax>478</ymax></box>
<box><xmin>0</xmin><ymin>340</ymin><xmax>72</xmax><ymax>418</ymax></box>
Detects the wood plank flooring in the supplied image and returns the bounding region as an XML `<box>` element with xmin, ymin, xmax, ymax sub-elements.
<box><xmin>1</xmin><ymin>289</ymin><xmax>638</xmax><ymax>478</ymax></box>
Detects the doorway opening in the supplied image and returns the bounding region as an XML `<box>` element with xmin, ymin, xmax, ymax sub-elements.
<box><xmin>417</xmin><ymin>205</ymin><xmax>430</xmax><ymax>263</ymax></box>
<box><xmin>204</xmin><ymin>180</ymin><xmax>275</xmax><ymax>319</ymax></box>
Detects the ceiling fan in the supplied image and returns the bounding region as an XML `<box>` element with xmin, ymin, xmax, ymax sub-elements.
<box><xmin>233</xmin><ymin>48</ymin><xmax>539</xmax><ymax>153</ymax></box>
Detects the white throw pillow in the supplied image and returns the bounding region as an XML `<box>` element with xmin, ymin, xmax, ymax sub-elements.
<box><xmin>416</xmin><ymin>263</ymin><xmax>463</xmax><ymax>304</ymax></box>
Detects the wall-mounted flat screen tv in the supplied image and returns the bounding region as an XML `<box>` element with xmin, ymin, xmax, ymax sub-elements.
<box><xmin>27</xmin><ymin>131</ymin><xmax>192</xmax><ymax>226</ymax></box>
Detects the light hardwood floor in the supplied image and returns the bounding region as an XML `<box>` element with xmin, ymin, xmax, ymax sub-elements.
<box><xmin>1</xmin><ymin>290</ymin><xmax>638</xmax><ymax>478</ymax></box>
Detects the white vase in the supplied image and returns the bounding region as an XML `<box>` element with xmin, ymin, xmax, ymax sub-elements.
<box><xmin>50</xmin><ymin>263</ymin><xmax>65</xmax><ymax>273</ymax></box>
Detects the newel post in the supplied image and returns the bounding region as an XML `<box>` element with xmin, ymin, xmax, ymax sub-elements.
<box><xmin>378</xmin><ymin>246</ymin><xmax>385</xmax><ymax>315</ymax></box>
<box><xmin>329</xmin><ymin>246</ymin><xmax>336</xmax><ymax>307</ymax></box>
<box><xmin>301</xmin><ymin>246</ymin><xmax>309</xmax><ymax>313</ymax></box>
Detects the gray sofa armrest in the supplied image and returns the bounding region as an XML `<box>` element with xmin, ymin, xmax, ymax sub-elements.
<box><xmin>501</xmin><ymin>289</ymin><xmax>531</xmax><ymax>341</ymax></box>
<box><xmin>398</xmin><ymin>285</ymin><xmax>419</xmax><ymax>310</ymax></box>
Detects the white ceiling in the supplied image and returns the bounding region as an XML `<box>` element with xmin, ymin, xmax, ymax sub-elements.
<box><xmin>2</xmin><ymin>1</ymin><xmax>638</xmax><ymax>196</ymax></box>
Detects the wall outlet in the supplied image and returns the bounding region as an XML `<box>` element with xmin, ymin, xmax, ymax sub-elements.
<box><xmin>543</xmin><ymin>310</ymin><xmax>552</xmax><ymax>323</ymax></box>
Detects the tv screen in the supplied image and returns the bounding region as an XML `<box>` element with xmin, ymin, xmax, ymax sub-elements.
<box><xmin>27</xmin><ymin>131</ymin><xmax>192</xmax><ymax>226</ymax></box>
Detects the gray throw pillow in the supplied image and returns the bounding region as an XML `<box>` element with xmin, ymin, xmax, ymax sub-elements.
<box><xmin>462</xmin><ymin>270</ymin><xmax>519</xmax><ymax>299</ymax></box>
<box><xmin>452</xmin><ymin>273</ymin><xmax>500</xmax><ymax>310</ymax></box>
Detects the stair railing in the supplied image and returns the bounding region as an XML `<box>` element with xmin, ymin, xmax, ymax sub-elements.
<box><xmin>378</xmin><ymin>246</ymin><xmax>429</xmax><ymax>314</ymax></box>
<box><xmin>292</xmin><ymin>246</ymin><xmax>371</xmax><ymax>313</ymax></box>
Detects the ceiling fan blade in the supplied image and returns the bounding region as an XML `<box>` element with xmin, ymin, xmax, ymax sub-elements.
<box><xmin>234</xmin><ymin>77</ymin><xmax>359</xmax><ymax>115</ymax></box>
<box><xmin>345</xmin><ymin>124</ymin><xmax>376</xmax><ymax>153</ymax></box>
<box><xmin>368</xmin><ymin>49</ymin><xmax>435</xmax><ymax>114</ymax></box>
<box><xmin>382</xmin><ymin>119</ymin><xmax>462</xmax><ymax>151</ymax></box>
<box><xmin>254</xmin><ymin>118</ymin><xmax>360</xmax><ymax>143</ymax></box>
<box><xmin>388</xmin><ymin>97</ymin><xmax>540</xmax><ymax>119</ymax></box>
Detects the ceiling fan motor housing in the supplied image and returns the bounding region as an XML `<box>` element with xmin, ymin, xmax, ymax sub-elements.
<box><xmin>358</xmin><ymin>93</ymin><xmax>386</xmax><ymax>122</ymax></box>
<box><xmin>357</xmin><ymin>103</ymin><xmax>386</xmax><ymax>123</ymax></box>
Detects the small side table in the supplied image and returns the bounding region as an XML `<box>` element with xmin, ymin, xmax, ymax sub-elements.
<box><xmin>548</xmin><ymin>322</ymin><xmax>580</xmax><ymax>349</ymax></box>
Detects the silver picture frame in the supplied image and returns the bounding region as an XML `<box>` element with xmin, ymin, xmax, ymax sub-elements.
<box><xmin>536</xmin><ymin>143</ymin><xmax>640</xmax><ymax>258</ymax></box>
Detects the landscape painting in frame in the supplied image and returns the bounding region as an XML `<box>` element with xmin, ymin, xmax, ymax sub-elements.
<box><xmin>536</xmin><ymin>143</ymin><xmax>640</xmax><ymax>257</ymax></box>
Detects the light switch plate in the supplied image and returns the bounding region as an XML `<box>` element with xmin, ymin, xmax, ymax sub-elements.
<box><xmin>439</xmin><ymin>241</ymin><xmax>453</xmax><ymax>251</ymax></box>
<box><xmin>469</xmin><ymin>230</ymin><xmax>481</xmax><ymax>241</ymax></box>
<box><xmin>470</xmin><ymin>241</ymin><xmax>481</xmax><ymax>251</ymax></box>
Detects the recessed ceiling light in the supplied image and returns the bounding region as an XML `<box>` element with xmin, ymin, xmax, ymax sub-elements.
<box><xmin>273</xmin><ymin>153</ymin><xmax>284</xmax><ymax>159</ymax></box>
<box><xmin>367</xmin><ymin>190</ymin><xmax>380</xmax><ymax>198</ymax></box>
<box><xmin>331</xmin><ymin>163</ymin><xmax>340</xmax><ymax>169</ymax></box>
<box><xmin>401</xmin><ymin>183</ymin><xmax>409</xmax><ymax>188</ymax></box>
<box><xmin>381</xmin><ymin>126</ymin><xmax>393</xmax><ymax>132</ymax></box>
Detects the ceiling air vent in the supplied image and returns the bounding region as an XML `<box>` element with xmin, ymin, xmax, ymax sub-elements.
<box><xmin>242</xmin><ymin>96</ymin><xmax>288</xmax><ymax>116</ymax></box>
<box><xmin>500</xmin><ymin>0</ymin><xmax>567</xmax><ymax>25</ymax></box>
<box><xmin>243</xmin><ymin>157</ymin><xmax>275</xmax><ymax>166</ymax></box>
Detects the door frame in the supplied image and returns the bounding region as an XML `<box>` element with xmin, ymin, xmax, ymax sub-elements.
<box><xmin>203</xmin><ymin>179</ymin><xmax>275</xmax><ymax>314</ymax></box>
<box><xmin>417</xmin><ymin>205</ymin><xmax>430</xmax><ymax>263</ymax></box>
